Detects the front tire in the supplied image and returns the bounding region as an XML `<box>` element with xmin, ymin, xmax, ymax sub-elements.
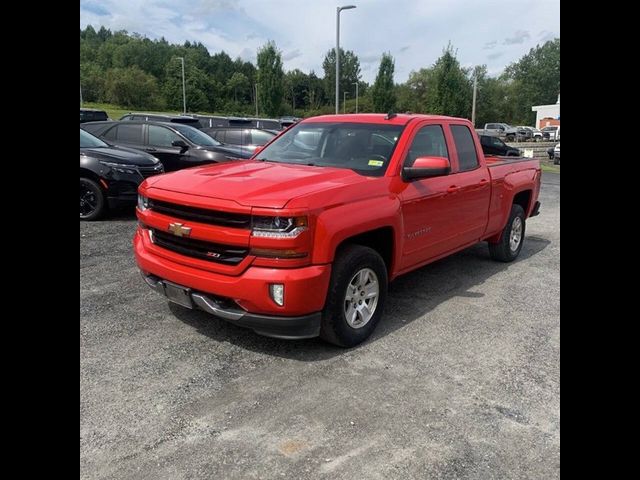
<box><xmin>489</xmin><ymin>204</ymin><xmax>526</xmax><ymax>262</ymax></box>
<box><xmin>80</xmin><ymin>177</ymin><xmax>106</xmax><ymax>221</ymax></box>
<box><xmin>320</xmin><ymin>245</ymin><xmax>388</xmax><ymax>347</ymax></box>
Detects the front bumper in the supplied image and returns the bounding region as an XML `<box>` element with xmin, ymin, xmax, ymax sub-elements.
<box><xmin>141</xmin><ymin>273</ymin><xmax>321</xmax><ymax>339</ymax></box>
<box><xmin>134</xmin><ymin>229</ymin><xmax>331</xmax><ymax>339</ymax></box>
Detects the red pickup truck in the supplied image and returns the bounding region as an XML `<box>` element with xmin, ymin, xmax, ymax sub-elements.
<box><xmin>135</xmin><ymin>114</ymin><xmax>540</xmax><ymax>346</ymax></box>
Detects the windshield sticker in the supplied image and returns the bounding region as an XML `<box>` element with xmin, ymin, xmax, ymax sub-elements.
<box><xmin>368</xmin><ymin>159</ymin><xmax>384</xmax><ymax>167</ymax></box>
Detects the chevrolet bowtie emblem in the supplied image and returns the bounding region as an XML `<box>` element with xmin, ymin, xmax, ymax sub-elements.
<box><xmin>168</xmin><ymin>222</ymin><xmax>191</xmax><ymax>237</ymax></box>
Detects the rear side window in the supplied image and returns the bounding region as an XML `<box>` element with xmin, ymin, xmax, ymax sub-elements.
<box><xmin>451</xmin><ymin>125</ymin><xmax>479</xmax><ymax>171</ymax></box>
<box><xmin>116</xmin><ymin>124</ymin><xmax>143</xmax><ymax>143</ymax></box>
<box><xmin>224</xmin><ymin>130</ymin><xmax>246</xmax><ymax>144</ymax></box>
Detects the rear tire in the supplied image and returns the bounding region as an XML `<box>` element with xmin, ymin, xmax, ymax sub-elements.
<box><xmin>489</xmin><ymin>204</ymin><xmax>526</xmax><ymax>262</ymax></box>
<box><xmin>320</xmin><ymin>245</ymin><xmax>388</xmax><ymax>347</ymax></box>
<box><xmin>80</xmin><ymin>177</ymin><xmax>106</xmax><ymax>221</ymax></box>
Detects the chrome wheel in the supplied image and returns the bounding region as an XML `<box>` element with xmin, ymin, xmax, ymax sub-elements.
<box><xmin>510</xmin><ymin>217</ymin><xmax>523</xmax><ymax>252</ymax></box>
<box><xmin>344</xmin><ymin>268</ymin><xmax>379</xmax><ymax>329</ymax></box>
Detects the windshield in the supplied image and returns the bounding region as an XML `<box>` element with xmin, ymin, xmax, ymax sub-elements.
<box><xmin>172</xmin><ymin>124</ymin><xmax>221</xmax><ymax>146</ymax></box>
<box><xmin>80</xmin><ymin>129</ymin><xmax>108</xmax><ymax>148</ymax></box>
<box><xmin>254</xmin><ymin>122</ymin><xmax>404</xmax><ymax>177</ymax></box>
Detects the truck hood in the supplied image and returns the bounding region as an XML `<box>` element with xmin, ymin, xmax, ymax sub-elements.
<box><xmin>144</xmin><ymin>160</ymin><xmax>372</xmax><ymax>208</ymax></box>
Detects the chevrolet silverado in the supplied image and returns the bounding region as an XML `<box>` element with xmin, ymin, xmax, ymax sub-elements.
<box><xmin>135</xmin><ymin>114</ymin><xmax>541</xmax><ymax>347</ymax></box>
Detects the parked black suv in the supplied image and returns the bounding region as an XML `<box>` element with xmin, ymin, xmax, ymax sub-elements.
<box><xmin>120</xmin><ymin>113</ymin><xmax>201</xmax><ymax>129</ymax></box>
<box><xmin>203</xmin><ymin>127</ymin><xmax>277</xmax><ymax>155</ymax></box>
<box><xmin>80</xmin><ymin>108</ymin><xmax>109</xmax><ymax>123</ymax></box>
<box><xmin>81</xmin><ymin>121</ymin><xmax>253</xmax><ymax>172</ymax></box>
<box><xmin>194</xmin><ymin>115</ymin><xmax>284</xmax><ymax>130</ymax></box>
<box><xmin>479</xmin><ymin>134</ymin><xmax>521</xmax><ymax>156</ymax></box>
<box><xmin>80</xmin><ymin>129</ymin><xmax>163</xmax><ymax>220</ymax></box>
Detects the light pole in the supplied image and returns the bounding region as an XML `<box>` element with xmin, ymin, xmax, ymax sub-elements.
<box><xmin>255</xmin><ymin>83</ymin><xmax>259</xmax><ymax>116</ymax></box>
<box><xmin>336</xmin><ymin>5</ymin><xmax>356</xmax><ymax>114</ymax></box>
<box><xmin>353</xmin><ymin>81</ymin><xmax>359</xmax><ymax>113</ymax></box>
<box><xmin>343</xmin><ymin>92</ymin><xmax>349</xmax><ymax>114</ymax></box>
<box><xmin>471</xmin><ymin>73</ymin><xmax>477</xmax><ymax>127</ymax></box>
<box><xmin>177</xmin><ymin>57</ymin><xmax>186</xmax><ymax>114</ymax></box>
<box><xmin>80</xmin><ymin>83</ymin><xmax>83</xmax><ymax>108</ymax></box>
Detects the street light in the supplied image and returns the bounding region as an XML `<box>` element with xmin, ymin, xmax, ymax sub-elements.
<box><xmin>336</xmin><ymin>5</ymin><xmax>356</xmax><ymax>114</ymax></box>
<box><xmin>343</xmin><ymin>92</ymin><xmax>349</xmax><ymax>114</ymax></box>
<box><xmin>177</xmin><ymin>57</ymin><xmax>186</xmax><ymax>114</ymax></box>
<box><xmin>471</xmin><ymin>71</ymin><xmax>478</xmax><ymax>127</ymax></box>
<box><xmin>353</xmin><ymin>81</ymin><xmax>359</xmax><ymax>114</ymax></box>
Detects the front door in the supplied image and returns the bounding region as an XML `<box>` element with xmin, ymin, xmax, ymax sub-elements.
<box><xmin>398</xmin><ymin>123</ymin><xmax>460</xmax><ymax>270</ymax></box>
<box><xmin>146</xmin><ymin>125</ymin><xmax>188</xmax><ymax>172</ymax></box>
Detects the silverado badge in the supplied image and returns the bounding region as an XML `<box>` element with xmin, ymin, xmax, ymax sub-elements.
<box><xmin>168</xmin><ymin>223</ymin><xmax>191</xmax><ymax>237</ymax></box>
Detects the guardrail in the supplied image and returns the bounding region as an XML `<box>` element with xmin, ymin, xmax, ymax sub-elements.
<box><xmin>505</xmin><ymin>141</ymin><xmax>558</xmax><ymax>160</ymax></box>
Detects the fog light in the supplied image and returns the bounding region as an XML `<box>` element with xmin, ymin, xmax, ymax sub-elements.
<box><xmin>269</xmin><ymin>284</ymin><xmax>284</xmax><ymax>306</ymax></box>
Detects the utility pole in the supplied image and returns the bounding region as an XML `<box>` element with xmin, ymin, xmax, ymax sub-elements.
<box><xmin>178</xmin><ymin>57</ymin><xmax>186</xmax><ymax>114</ymax></box>
<box><xmin>336</xmin><ymin>5</ymin><xmax>356</xmax><ymax>114</ymax></box>
<box><xmin>353</xmin><ymin>81</ymin><xmax>359</xmax><ymax>114</ymax></box>
<box><xmin>471</xmin><ymin>74</ymin><xmax>477</xmax><ymax>127</ymax></box>
<box><xmin>255</xmin><ymin>83</ymin><xmax>258</xmax><ymax>116</ymax></box>
<box><xmin>80</xmin><ymin>83</ymin><xmax>83</xmax><ymax>108</ymax></box>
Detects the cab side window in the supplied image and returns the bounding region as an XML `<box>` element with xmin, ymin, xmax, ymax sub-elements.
<box><xmin>451</xmin><ymin>125</ymin><xmax>479</xmax><ymax>171</ymax></box>
<box><xmin>404</xmin><ymin>125</ymin><xmax>449</xmax><ymax>167</ymax></box>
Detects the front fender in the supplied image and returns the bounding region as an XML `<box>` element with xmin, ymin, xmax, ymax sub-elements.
<box><xmin>311</xmin><ymin>196</ymin><xmax>402</xmax><ymax>266</ymax></box>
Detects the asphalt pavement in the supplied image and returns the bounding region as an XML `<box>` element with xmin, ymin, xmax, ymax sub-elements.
<box><xmin>80</xmin><ymin>172</ymin><xmax>560</xmax><ymax>479</ymax></box>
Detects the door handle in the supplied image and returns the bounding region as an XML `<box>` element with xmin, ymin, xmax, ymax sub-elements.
<box><xmin>479</xmin><ymin>178</ymin><xmax>488</xmax><ymax>184</ymax></box>
<box><xmin>447</xmin><ymin>186</ymin><xmax>460</xmax><ymax>194</ymax></box>
<box><xmin>145</xmin><ymin>148</ymin><xmax>157</xmax><ymax>152</ymax></box>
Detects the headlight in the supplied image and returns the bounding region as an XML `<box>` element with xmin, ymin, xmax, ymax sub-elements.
<box><xmin>99</xmin><ymin>160</ymin><xmax>137</xmax><ymax>174</ymax></box>
<box><xmin>137</xmin><ymin>194</ymin><xmax>149</xmax><ymax>211</ymax></box>
<box><xmin>252</xmin><ymin>216</ymin><xmax>307</xmax><ymax>238</ymax></box>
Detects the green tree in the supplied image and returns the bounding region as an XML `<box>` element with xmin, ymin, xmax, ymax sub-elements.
<box><xmin>305</xmin><ymin>71</ymin><xmax>325</xmax><ymax>110</ymax></box>
<box><xmin>80</xmin><ymin>63</ymin><xmax>106</xmax><ymax>102</ymax></box>
<box><xmin>284</xmin><ymin>69</ymin><xmax>310</xmax><ymax>112</ymax></box>
<box><xmin>322</xmin><ymin>48</ymin><xmax>361</xmax><ymax>108</ymax></box>
<box><xmin>227</xmin><ymin>72</ymin><xmax>249</xmax><ymax>103</ymax></box>
<box><xmin>503</xmin><ymin>38</ymin><xmax>560</xmax><ymax>124</ymax></box>
<box><xmin>371</xmin><ymin>53</ymin><xmax>396</xmax><ymax>112</ymax></box>
<box><xmin>104</xmin><ymin>66</ymin><xmax>164</xmax><ymax>109</ymax></box>
<box><xmin>162</xmin><ymin>59</ymin><xmax>211</xmax><ymax>112</ymax></box>
<box><xmin>256</xmin><ymin>41</ymin><xmax>284</xmax><ymax>116</ymax></box>
<box><xmin>427</xmin><ymin>44</ymin><xmax>472</xmax><ymax>118</ymax></box>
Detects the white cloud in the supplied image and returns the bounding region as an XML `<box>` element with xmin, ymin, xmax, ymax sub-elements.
<box><xmin>80</xmin><ymin>0</ymin><xmax>560</xmax><ymax>83</ymax></box>
<box><xmin>503</xmin><ymin>30</ymin><xmax>531</xmax><ymax>45</ymax></box>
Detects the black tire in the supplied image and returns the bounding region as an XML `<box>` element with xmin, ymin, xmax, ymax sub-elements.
<box><xmin>506</xmin><ymin>134</ymin><xmax>515</xmax><ymax>142</ymax></box>
<box><xmin>553</xmin><ymin>158</ymin><xmax>560</xmax><ymax>165</ymax></box>
<box><xmin>80</xmin><ymin>177</ymin><xmax>106</xmax><ymax>221</ymax></box>
<box><xmin>320</xmin><ymin>245</ymin><xmax>388</xmax><ymax>347</ymax></box>
<box><xmin>488</xmin><ymin>204</ymin><xmax>526</xmax><ymax>262</ymax></box>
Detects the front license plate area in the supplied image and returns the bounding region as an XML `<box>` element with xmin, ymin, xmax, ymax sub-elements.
<box><xmin>163</xmin><ymin>281</ymin><xmax>193</xmax><ymax>308</ymax></box>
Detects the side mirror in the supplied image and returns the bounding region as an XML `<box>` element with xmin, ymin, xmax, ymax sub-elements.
<box><xmin>402</xmin><ymin>156</ymin><xmax>450</xmax><ymax>181</ymax></box>
<box><xmin>171</xmin><ymin>139</ymin><xmax>189</xmax><ymax>151</ymax></box>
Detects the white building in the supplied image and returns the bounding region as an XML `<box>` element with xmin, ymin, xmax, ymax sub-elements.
<box><xmin>532</xmin><ymin>94</ymin><xmax>560</xmax><ymax>128</ymax></box>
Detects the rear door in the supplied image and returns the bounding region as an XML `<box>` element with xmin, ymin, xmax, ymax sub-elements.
<box><xmin>445</xmin><ymin>123</ymin><xmax>491</xmax><ymax>244</ymax></box>
<box><xmin>110</xmin><ymin>123</ymin><xmax>145</xmax><ymax>150</ymax></box>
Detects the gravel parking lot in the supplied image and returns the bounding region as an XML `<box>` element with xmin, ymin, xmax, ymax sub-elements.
<box><xmin>80</xmin><ymin>172</ymin><xmax>559</xmax><ymax>480</ymax></box>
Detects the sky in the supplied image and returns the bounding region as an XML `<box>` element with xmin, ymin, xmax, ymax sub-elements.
<box><xmin>80</xmin><ymin>0</ymin><xmax>560</xmax><ymax>83</ymax></box>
